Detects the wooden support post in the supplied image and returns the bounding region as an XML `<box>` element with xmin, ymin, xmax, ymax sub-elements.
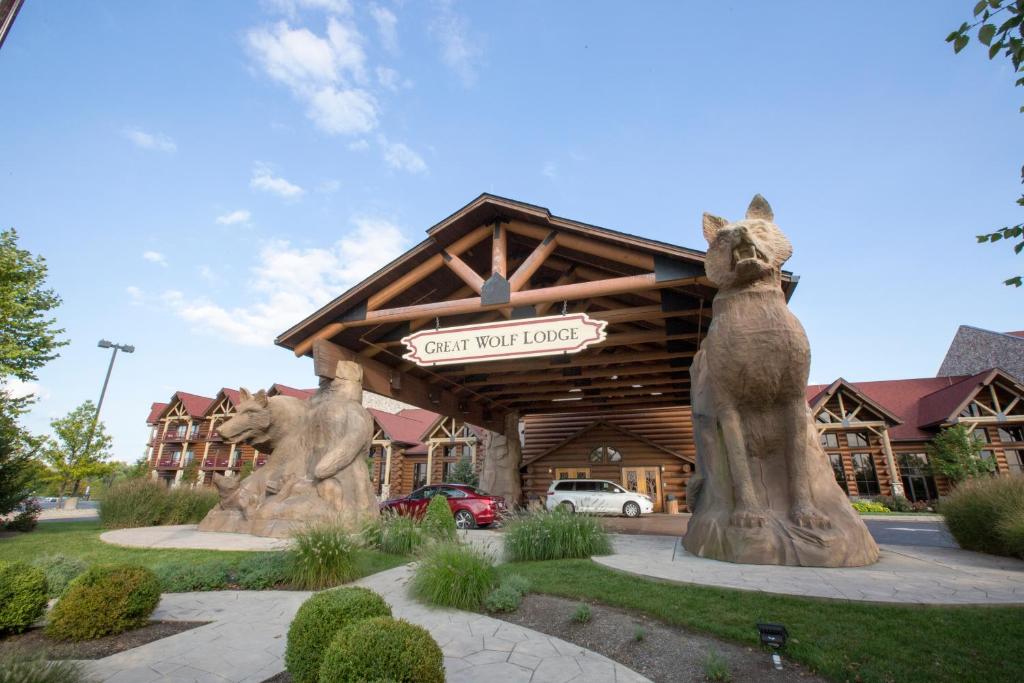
<box><xmin>509</xmin><ymin>231</ymin><xmax>558</xmax><ymax>292</ymax></box>
<box><xmin>227</xmin><ymin>443</ymin><xmax>238</xmax><ymax>474</ymax></box>
<box><xmin>442</xmin><ymin>251</ymin><xmax>485</xmax><ymax>293</ymax></box>
<box><xmin>382</xmin><ymin>443</ymin><xmax>393</xmax><ymax>497</ymax></box>
<box><xmin>880</xmin><ymin>427</ymin><xmax>904</xmax><ymax>497</ymax></box>
<box><xmin>491</xmin><ymin>222</ymin><xmax>506</xmax><ymax>277</ymax></box>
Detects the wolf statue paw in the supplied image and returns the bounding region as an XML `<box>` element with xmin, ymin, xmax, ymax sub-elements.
<box><xmin>729</xmin><ymin>508</ymin><xmax>768</xmax><ymax>528</ymax></box>
<box><xmin>790</xmin><ymin>504</ymin><xmax>831</xmax><ymax>529</ymax></box>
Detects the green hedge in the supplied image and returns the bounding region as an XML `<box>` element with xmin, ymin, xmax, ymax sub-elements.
<box><xmin>0</xmin><ymin>561</ymin><xmax>48</xmax><ymax>634</ymax></box>
<box><xmin>942</xmin><ymin>476</ymin><xmax>1024</xmax><ymax>558</ymax></box>
<box><xmin>318</xmin><ymin>616</ymin><xmax>444</xmax><ymax>683</ymax></box>
<box><xmin>47</xmin><ymin>564</ymin><xmax>160</xmax><ymax>641</ymax></box>
<box><xmin>31</xmin><ymin>554</ymin><xmax>88</xmax><ymax>599</ymax></box>
<box><xmin>99</xmin><ymin>478</ymin><xmax>218</xmax><ymax>529</ymax></box>
<box><xmin>285</xmin><ymin>587</ymin><xmax>392</xmax><ymax>683</ymax></box>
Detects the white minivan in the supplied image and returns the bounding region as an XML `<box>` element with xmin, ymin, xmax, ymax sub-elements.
<box><xmin>545</xmin><ymin>479</ymin><xmax>654</xmax><ymax>517</ymax></box>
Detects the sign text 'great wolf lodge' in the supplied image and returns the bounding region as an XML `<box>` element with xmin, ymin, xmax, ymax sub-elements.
<box><xmin>401</xmin><ymin>313</ymin><xmax>608</xmax><ymax>366</ymax></box>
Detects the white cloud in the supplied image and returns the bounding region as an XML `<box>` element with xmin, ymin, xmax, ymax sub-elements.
<box><xmin>370</xmin><ymin>4</ymin><xmax>398</xmax><ymax>54</ymax></box>
<box><xmin>348</xmin><ymin>139</ymin><xmax>369</xmax><ymax>151</ymax></box>
<box><xmin>2</xmin><ymin>379</ymin><xmax>48</xmax><ymax>401</ymax></box>
<box><xmin>198</xmin><ymin>265</ymin><xmax>219</xmax><ymax>283</ymax></box>
<box><xmin>216</xmin><ymin>209</ymin><xmax>252</xmax><ymax>225</ymax></box>
<box><xmin>247</xmin><ymin>18</ymin><xmax>376</xmax><ymax>136</ymax></box>
<box><xmin>380</xmin><ymin>137</ymin><xmax>427</xmax><ymax>173</ymax></box>
<box><xmin>126</xmin><ymin>285</ymin><xmax>145</xmax><ymax>305</ymax></box>
<box><xmin>143</xmin><ymin>251</ymin><xmax>168</xmax><ymax>266</ymax></box>
<box><xmin>307</xmin><ymin>86</ymin><xmax>377</xmax><ymax>134</ymax></box>
<box><xmin>376</xmin><ymin>66</ymin><xmax>400</xmax><ymax>91</ymax></box>
<box><xmin>250</xmin><ymin>163</ymin><xmax>305</xmax><ymax>198</ymax></box>
<box><xmin>430</xmin><ymin>3</ymin><xmax>482</xmax><ymax>86</ymax></box>
<box><xmin>123</xmin><ymin>127</ymin><xmax>177</xmax><ymax>152</ymax></box>
<box><xmin>267</xmin><ymin>0</ymin><xmax>352</xmax><ymax>17</ymax></box>
<box><xmin>542</xmin><ymin>161</ymin><xmax>557</xmax><ymax>179</ymax></box>
<box><xmin>163</xmin><ymin>218</ymin><xmax>408</xmax><ymax>346</ymax></box>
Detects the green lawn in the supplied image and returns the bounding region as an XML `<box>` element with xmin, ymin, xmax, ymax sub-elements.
<box><xmin>498</xmin><ymin>559</ymin><xmax>1024</xmax><ymax>683</ymax></box>
<box><xmin>0</xmin><ymin>522</ymin><xmax>407</xmax><ymax>583</ymax></box>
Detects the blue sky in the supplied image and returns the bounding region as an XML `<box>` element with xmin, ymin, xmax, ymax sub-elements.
<box><xmin>2</xmin><ymin>1</ymin><xmax>1021</xmax><ymax>462</ymax></box>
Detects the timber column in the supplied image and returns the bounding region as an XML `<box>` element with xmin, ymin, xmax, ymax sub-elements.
<box><xmin>479</xmin><ymin>412</ymin><xmax>522</xmax><ymax>506</ymax></box>
<box><xmin>879</xmin><ymin>427</ymin><xmax>904</xmax><ymax>497</ymax></box>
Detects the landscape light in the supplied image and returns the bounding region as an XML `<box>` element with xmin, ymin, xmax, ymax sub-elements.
<box><xmin>97</xmin><ymin>339</ymin><xmax>113</xmax><ymax>348</ymax></box>
<box><xmin>757</xmin><ymin>623</ymin><xmax>788</xmax><ymax>670</ymax></box>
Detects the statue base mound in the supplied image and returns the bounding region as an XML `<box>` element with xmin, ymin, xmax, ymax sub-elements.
<box><xmin>683</xmin><ymin>508</ymin><xmax>879</xmax><ymax>567</ymax></box>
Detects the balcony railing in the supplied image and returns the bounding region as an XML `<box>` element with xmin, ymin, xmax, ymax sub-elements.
<box><xmin>201</xmin><ymin>457</ymin><xmax>232</xmax><ymax>469</ymax></box>
<box><xmin>156</xmin><ymin>459</ymin><xmax>182</xmax><ymax>469</ymax></box>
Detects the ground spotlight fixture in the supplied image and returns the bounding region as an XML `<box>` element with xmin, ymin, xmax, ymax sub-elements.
<box><xmin>757</xmin><ymin>623</ymin><xmax>787</xmax><ymax>670</ymax></box>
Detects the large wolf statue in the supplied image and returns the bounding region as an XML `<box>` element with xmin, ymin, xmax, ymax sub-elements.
<box><xmin>683</xmin><ymin>195</ymin><xmax>879</xmax><ymax>567</ymax></box>
<box><xmin>197</xmin><ymin>361</ymin><xmax>377</xmax><ymax>538</ymax></box>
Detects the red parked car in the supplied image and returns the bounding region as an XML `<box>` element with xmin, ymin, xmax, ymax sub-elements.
<box><xmin>379</xmin><ymin>484</ymin><xmax>506</xmax><ymax>529</ymax></box>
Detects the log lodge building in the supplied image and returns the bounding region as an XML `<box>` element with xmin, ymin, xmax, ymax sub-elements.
<box><xmin>146</xmin><ymin>195</ymin><xmax>1024</xmax><ymax>508</ymax></box>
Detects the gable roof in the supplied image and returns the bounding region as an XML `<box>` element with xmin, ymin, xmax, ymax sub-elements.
<box><xmin>806</xmin><ymin>377</ymin><xmax>903</xmax><ymax>425</ymax></box>
<box><xmin>368</xmin><ymin>407</ymin><xmax>438</xmax><ymax>447</ymax></box>
<box><xmin>918</xmin><ymin>368</ymin><xmax>1024</xmax><ymax>428</ymax></box>
<box><xmin>937</xmin><ymin>325</ymin><xmax>1024</xmax><ymax>381</ymax></box>
<box><xmin>524</xmin><ymin>418</ymin><xmax>692</xmax><ymax>465</ymax></box>
<box><xmin>146</xmin><ymin>402</ymin><xmax>168</xmax><ymax>425</ymax></box>
<box><xmin>267</xmin><ymin>384</ymin><xmax>316</xmax><ymax>399</ymax></box>
<box><xmin>156</xmin><ymin>392</ymin><xmax>214</xmax><ymax>420</ymax></box>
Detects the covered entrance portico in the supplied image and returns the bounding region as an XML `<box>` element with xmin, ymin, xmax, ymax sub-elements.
<box><xmin>275</xmin><ymin>195</ymin><xmax>797</xmax><ymax>503</ymax></box>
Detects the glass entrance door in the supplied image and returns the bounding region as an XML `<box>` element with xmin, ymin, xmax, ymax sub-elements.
<box><xmin>621</xmin><ymin>467</ymin><xmax>662</xmax><ymax>512</ymax></box>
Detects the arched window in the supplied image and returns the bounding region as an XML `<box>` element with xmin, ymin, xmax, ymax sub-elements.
<box><xmin>589</xmin><ymin>446</ymin><xmax>623</xmax><ymax>463</ymax></box>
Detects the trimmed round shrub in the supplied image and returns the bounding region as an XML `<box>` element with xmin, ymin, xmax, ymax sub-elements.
<box><xmin>0</xmin><ymin>561</ymin><xmax>48</xmax><ymax>634</ymax></box>
<box><xmin>410</xmin><ymin>542</ymin><xmax>495</xmax><ymax>610</ymax></box>
<box><xmin>318</xmin><ymin>616</ymin><xmax>443</xmax><ymax>683</ymax></box>
<box><xmin>31</xmin><ymin>554</ymin><xmax>88</xmax><ymax>598</ymax></box>
<box><xmin>421</xmin><ymin>494</ymin><xmax>456</xmax><ymax>541</ymax></box>
<box><xmin>46</xmin><ymin>564</ymin><xmax>160</xmax><ymax>641</ymax></box>
<box><xmin>285</xmin><ymin>587</ymin><xmax>392</xmax><ymax>683</ymax></box>
<box><xmin>943</xmin><ymin>476</ymin><xmax>1024</xmax><ymax>557</ymax></box>
<box><xmin>503</xmin><ymin>509</ymin><xmax>612</xmax><ymax>562</ymax></box>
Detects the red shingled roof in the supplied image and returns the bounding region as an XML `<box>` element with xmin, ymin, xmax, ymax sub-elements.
<box><xmin>1005</xmin><ymin>331</ymin><xmax>1024</xmax><ymax>338</ymax></box>
<box><xmin>367</xmin><ymin>407</ymin><xmax>441</xmax><ymax>454</ymax></box>
<box><xmin>268</xmin><ymin>384</ymin><xmax>316</xmax><ymax>399</ymax></box>
<box><xmin>161</xmin><ymin>392</ymin><xmax>214</xmax><ymax>419</ymax></box>
<box><xmin>146</xmin><ymin>402</ymin><xmax>168</xmax><ymax>425</ymax></box>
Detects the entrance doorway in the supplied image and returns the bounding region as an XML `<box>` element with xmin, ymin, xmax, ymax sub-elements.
<box><xmin>622</xmin><ymin>467</ymin><xmax>662</xmax><ymax>512</ymax></box>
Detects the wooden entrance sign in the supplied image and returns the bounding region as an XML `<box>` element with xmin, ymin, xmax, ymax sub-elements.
<box><xmin>401</xmin><ymin>313</ymin><xmax>607</xmax><ymax>367</ymax></box>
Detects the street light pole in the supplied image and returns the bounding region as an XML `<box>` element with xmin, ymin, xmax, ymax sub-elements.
<box><xmin>80</xmin><ymin>339</ymin><xmax>135</xmax><ymax>473</ymax></box>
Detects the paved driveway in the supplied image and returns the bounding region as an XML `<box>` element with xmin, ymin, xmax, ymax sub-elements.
<box><xmin>600</xmin><ymin>513</ymin><xmax>957</xmax><ymax>548</ymax></box>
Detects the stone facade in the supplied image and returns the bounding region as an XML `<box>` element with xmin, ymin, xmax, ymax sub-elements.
<box><xmin>938</xmin><ymin>326</ymin><xmax>1024</xmax><ymax>381</ymax></box>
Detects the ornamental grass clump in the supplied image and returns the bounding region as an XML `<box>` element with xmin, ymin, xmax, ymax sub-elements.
<box><xmin>285</xmin><ymin>587</ymin><xmax>392</xmax><ymax>683</ymax></box>
<box><xmin>98</xmin><ymin>479</ymin><xmax>168</xmax><ymax>528</ymax></box>
<box><xmin>503</xmin><ymin>508</ymin><xmax>612</xmax><ymax>562</ymax></box>
<box><xmin>0</xmin><ymin>561</ymin><xmax>48</xmax><ymax>635</ymax></box>
<box><xmin>31</xmin><ymin>554</ymin><xmax>88</xmax><ymax>598</ymax></box>
<box><xmin>0</xmin><ymin>652</ymin><xmax>85</xmax><ymax>683</ymax></box>
<box><xmin>287</xmin><ymin>522</ymin><xmax>359</xmax><ymax>590</ymax></box>
<box><xmin>318</xmin><ymin>616</ymin><xmax>444</xmax><ymax>683</ymax></box>
<box><xmin>46</xmin><ymin>564</ymin><xmax>160</xmax><ymax>641</ymax></box>
<box><xmin>162</xmin><ymin>486</ymin><xmax>219</xmax><ymax>524</ymax></box>
<box><xmin>421</xmin><ymin>494</ymin><xmax>456</xmax><ymax>541</ymax></box>
<box><xmin>411</xmin><ymin>542</ymin><xmax>496</xmax><ymax>610</ymax></box>
<box><xmin>360</xmin><ymin>512</ymin><xmax>425</xmax><ymax>555</ymax></box>
<box><xmin>942</xmin><ymin>476</ymin><xmax>1024</xmax><ymax>558</ymax></box>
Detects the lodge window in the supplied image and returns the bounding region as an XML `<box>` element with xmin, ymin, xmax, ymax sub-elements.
<box><xmin>961</xmin><ymin>403</ymin><xmax>983</xmax><ymax>418</ymax></box>
<box><xmin>973</xmin><ymin>428</ymin><xmax>990</xmax><ymax>443</ymax></box>
<box><xmin>846</xmin><ymin>432</ymin><xmax>869</xmax><ymax>448</ymax></box>
<box><xmin>190</xmin><ymin>423</ymin><xmax>201</xmax><ymax>439</ymax></box>
<box><xmin>816</xmin><ymin>412</ymin><xmax>832</xmax><ymax>424</ymax></box>
<box><xmin>442</xmin><ymin>461</ymin><xmax>456</xmax><ymax>482</ymax></box>
<box><xmin>828</xmin><ymin>453</ymin><xmax>848</xmax><ymax>494</ymax></box>
<box><xmin>897</xmin><ymin>452</ymin><xmax>937</xmax><ymax>502</ymax></box>
<box><xmin>820</xmin><ymin>433</ymin><xmax>839</xmax><ymax>449</ymax></box>
<box><xmin>1006</xmin><ymin>450</ymin><xmax>1024</xmax><ymax>476</ymax></box>
<box><xmin>443</xmin><ymin>444</ymin><xmax>465</xmax><ymax>459</ymax></box>
<box><xmin>412</xmin><ymin>463</ymin><xmax>427</xmax><ymax>490</ymax></box>
<box><xmin>998</xmin><ymin>426</ymin><xmax>1024</xmax><ymax>443</ymax></box>
<box><xmin>852</xmin><ymin>453</ymin><xmax>880</xmax><ymax>496</ymax></box>
<box><xmin>175</xmin><ymin>424</ymin><xmax>187</xmax><ymax>437</ymax></box>
<box><xmin>589</xmin><ymin>446</ymin><xmax>622</xmax><ymax>463</ymax></box>
<box><xmin>170</xmin><ymin>450</ymin><xmax>181</xmax><ymax>463</ymax></box>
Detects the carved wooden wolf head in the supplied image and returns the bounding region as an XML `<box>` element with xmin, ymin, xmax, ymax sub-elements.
<box><xmin>702</xmin><ymin>195</ymin><xmax>792</xmax><ymax>290</ymax></box>
<box><xmin>217</xmin><ymin>388</ymin><xmax>274</xmax><ymax>448</ymax></box>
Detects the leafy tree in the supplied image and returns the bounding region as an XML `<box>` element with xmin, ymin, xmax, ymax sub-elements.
<box><xmin>38</xmin><ymin>401</ymin><xmax>115</xmax><ymax>498</ymax></box>
<box><xmin>947</xmin><ymin>1</ymin><xmax>1024</xmax><ymax>286</ymax></box>
<box><xmin>927</xmin><ymin>425</ymin><xmax>997</xmax><ymax>483</ymax></box>
<box><xmin>447</xmin><ymin>454</ymin><xmax>479</xmax><ymax>487</ymax></box>
<box><xmin>0</xmin><ymin>228</ymin><xmax>67</xmax><ymax>515</ymax></box>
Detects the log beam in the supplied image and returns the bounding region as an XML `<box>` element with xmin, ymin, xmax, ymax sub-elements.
<box><xmin>505</xmin><ymin>219</ymin><xmax>655</xmax><ymax>271</ymax></box>
<box><xmin>461</xmin><ymin>362</ymin><xmax>686</xmax><ymax>386</ymax></box>
<box><xmin>508</xmin><ymin>231</ymin><xmax>558</xmax><ymax>292</ymax></box>
<box><xmin>441</xmin><ymin>251</ymin><xmax>484</xmax><ymax>294</ymax></box>
<box><xmin>491</xmin><ymin>222</ymin><xmax>506</xmax><ymax>277</ymax></box>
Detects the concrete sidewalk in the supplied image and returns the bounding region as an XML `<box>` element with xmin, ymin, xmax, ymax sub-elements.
<box><xmin>80</xmin><ymin>564</ymin><xmax>648</xmax><ymax>683</ymax></box>
<box><xmin>596</xmin><ymin>534</ymin><xmax>1024</xmax><ymax>604</ymax></box>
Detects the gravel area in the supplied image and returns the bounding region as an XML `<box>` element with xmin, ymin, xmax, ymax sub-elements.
<box><xmin>494</xmin><ymin>594</ymin><xmax>825</xmax><ymax>682</ymax></box>
<box><xmin>0</xmin><ymin>621</ymin><xmax>208</xmax><ymax>660</ymax></box>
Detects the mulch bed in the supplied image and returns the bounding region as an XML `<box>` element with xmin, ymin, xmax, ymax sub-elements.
<box><xmin>0</xmin><ymin>621</ymin><xmax>208</xmax><ymax>660</ymax></box>
<box><xmin>494</xmin><ymin>594</ymin><xmax>825</xmax><ymax>682</ymax></box>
